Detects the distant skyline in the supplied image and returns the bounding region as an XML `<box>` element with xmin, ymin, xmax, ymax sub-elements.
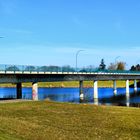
<box><xmin>0</xmin><ymin>0</ymin><xmax>140</xmax><ymax>69</ymax></box>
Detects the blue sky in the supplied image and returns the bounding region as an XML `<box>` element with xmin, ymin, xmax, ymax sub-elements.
<box><xmin>0</xmin><ymin>0</ymin><xmax>140</xmax><ymax>69</ymax></box>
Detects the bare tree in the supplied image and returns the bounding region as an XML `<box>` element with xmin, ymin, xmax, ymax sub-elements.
<box><xmin>86</xmin><ymin>65</ymin><xmax>95</xmax><ymax>72</ymax></box>
<box><xmin>108</xmin><ymin>61</ymin><xmax>126</xmax><ymax>70</ymax></box>
<box><xmin>108</xmin><ymin>63</ymin><xmax>117</xmax><ymax>70</ymax></box>
<box><xmin>116</xmin><ymin>62</ymin><xmax>126</xmax><ymax>70</ymax></box>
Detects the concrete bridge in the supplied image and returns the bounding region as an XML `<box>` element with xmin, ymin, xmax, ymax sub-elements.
<box><xmin>0</xmin><ymin>64</ymin><xmax>140</xmax><ymax>101</ymax></box>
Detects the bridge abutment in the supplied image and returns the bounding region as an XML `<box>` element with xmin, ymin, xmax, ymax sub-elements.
<box><xmin>32</xmin><ymin>82</ymin><xmax>38</xmax><ymax>101</ymax></box>
<box><xmin>16</xmin><ymin>83</ymin><xmax>22</xmax><ymax>99</ymax></box>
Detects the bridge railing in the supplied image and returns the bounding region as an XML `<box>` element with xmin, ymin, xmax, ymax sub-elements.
<box><xmin>0</xmin><ymin>64</ymin><xmax>140</xmax><ymax>74</ymax></box>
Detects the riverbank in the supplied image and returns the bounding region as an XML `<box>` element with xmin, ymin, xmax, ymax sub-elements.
<box><xmin>0</xmin><ymin>80</ymin><xmax>134</xmax><ymax>88</ymax></box>
<box><xmin>0</xmin><ymin>101</ymin><xmax>140</xmax><ymax>139</ymax></box>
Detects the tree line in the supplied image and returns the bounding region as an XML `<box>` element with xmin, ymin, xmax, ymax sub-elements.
<box><xmin>4</xmin><ymin>59</ymin><xmax>139</xmax><ymax>72</ymax></box>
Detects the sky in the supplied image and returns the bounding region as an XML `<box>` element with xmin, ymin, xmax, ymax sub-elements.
<box><xmin>0</xmin><ymin>0</ymin><xmax>140</xmax><ymax>69</ymax></box>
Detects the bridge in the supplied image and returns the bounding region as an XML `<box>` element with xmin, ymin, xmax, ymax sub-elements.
<box><xmin>0</xmin><ymin>64</ymin><xmax>140</xmax><ymax>101</ymax></box>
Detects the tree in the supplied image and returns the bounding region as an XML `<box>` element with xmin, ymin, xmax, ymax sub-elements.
<box><xmin>116</xmin><ymin>62</ymin><xmax>126</xmax><ymax>70</ymax></box>
<box><xmin>86</xmin><ymin>65</ymin><xmax>95</xmax><ymax>72</ymax></box>
<box><xmin>99</xmin><ymin>59</ymin><xmax>106</xmax><ymax>70</ymax></box>
<box><xmin>136</xmin><ymin>64</ymin><xmax>140</xmax><ymax>71</ymax></box>
<box><xmin>25</xmin><ymin>66</ymin><xmax>36</xmax><ymax>71</ymax></box>
<box><xmin>130</xmin><ymin>65</ymin><xmax>136</xmax><ymax>71</ymax></box>
<box><xmin>6</xmin><ymin>65</ymin><xmax>20</xmax><ymax>71</ymax></box>
<box><xmin>38</xmin><ymin>66</ymin><xmax>49</xmax><ymax>72</ymax></box>
<box><xmin>62</xmin><ymin>65</ymin><xmax>75</xmax><ymax>72</ymax></box>
<box><xmin>108</xmin><ymin>61</ymin><xmax>126</xmax><ymax>71</ymax></box>
<box><xmin>108</xmin><ymin>63</ymin><xmax>117</xmax><ymax>70</ymax></box>
<box><xmin>130</xmin><ymin>64</ymin><xmax>140</xmax><ymax>71</ymax></box>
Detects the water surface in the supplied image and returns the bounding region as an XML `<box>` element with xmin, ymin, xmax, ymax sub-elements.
<box><xmin>0</xmin><ymin>87</ymin><xmax>140</xmax><ymax>107</ymax></box>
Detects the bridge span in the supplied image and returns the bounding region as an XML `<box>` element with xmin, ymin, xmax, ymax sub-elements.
<box><xmin>0</xmin><ymin>68</ymin><xmax>139</xmax><ymax>101</ymax></box>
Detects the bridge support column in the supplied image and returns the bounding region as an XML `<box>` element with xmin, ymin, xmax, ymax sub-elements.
<box><xmin>126</xmin><ymin>80</ymin><xmax>129</xmax><ymax>97</ymax></box>
<box><xmin>113</xmin><ymin>80</ymin><xmax>117</xmax><ymax>96</ymax></box>
<box><xmin>32</xmin><ymin>82</ymin><xmax>38</xmax><ymax>101</ymax></box>
<box><xmin>94</xmin><ymin>80</ymin><xmax>98</xmax><ymax>105</ymax></box>
<box><xmin>16</xmin><ymin>83</ymin><xmax>22</xmax><ymax>99</ymax></box>
<box><xmin>79</xmin><ymin>81</ymin><xmax>84</xmax><ymax>100</ymax></box>
<box><xmin>134</xmin><ymin>80</ymin><xmax>137</xmax><ymax>93</ymax></box>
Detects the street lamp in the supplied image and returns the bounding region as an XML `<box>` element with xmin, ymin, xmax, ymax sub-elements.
<box><xmin>115</xmin><ymin>56</ymin><xmax>120</xmax><ymax>64</ymax></box>
<box><xmin>76</xmin><ymin>50</ymin><xmax>84</xmax><ymax>72</ymax></box>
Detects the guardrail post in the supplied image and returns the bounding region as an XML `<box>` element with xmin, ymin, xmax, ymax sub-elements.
<box><xmin>113</xmin><ymin>80</ymin><xmax>117</xmax><ymax>96</ymax></box>
<box><xmin>79</xmin><ymin>81</ymin><xmax>84</xmax><ymax>100</ymax></box>
<box><xmin>16</xmin><ymin>83</ymin><xmax>22</xmax><ymax>99</ymax></box>
<box><xmin>94</xmin><ymin>80</ymin><xmax>98</xmax><ymax>105</ymax></box>
<box><xmin>32</xmin><ymin>82</ymin><xmax>38</xmax><ymax>101</ymax></box>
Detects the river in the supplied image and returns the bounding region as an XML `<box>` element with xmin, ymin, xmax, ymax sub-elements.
<box><xmin>0</xmin><ymin>87</ymin><xmax>140</xmax><ymax>107</ymax></box>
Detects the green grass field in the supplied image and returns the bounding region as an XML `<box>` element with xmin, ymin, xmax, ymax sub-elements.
<box><xmin>0</xmin><ymin>80</ymin><xmax>134</xmax><ymax>88</ymax></box>
<box><xmin>0</xmin><ymin>101</ymin><xmax>140</xmax><ymax>140</ymax></box>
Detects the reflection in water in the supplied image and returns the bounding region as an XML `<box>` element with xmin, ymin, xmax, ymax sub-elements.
<box><xmin>79</xmin><ymin>98</ymin><xmax>84</xmax><ymax>103</ymax></box>
<box><xmin>79</xmin><ymin>93</ymin><xmax>84</xmax><ymax>101</ymax></box>
<box><xmin>0</xmin><ymin>87</ymin><xmax>140</xmax><ymax>108</ymax></box>
<box><xmin>126</xmin><ymin>96</ymin><xmax>130</xmax><ymax>107</ymax></box>
<box><xmin>94</xmin><ymin>98</ymin><xmax>98</xmax><ymax>105</ymax></box>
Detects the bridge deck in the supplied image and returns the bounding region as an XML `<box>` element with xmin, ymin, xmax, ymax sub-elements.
<box><xmin>0</xmin><ymin>71</ymin><xmax>140</xmax><ymax>76</ymax></box>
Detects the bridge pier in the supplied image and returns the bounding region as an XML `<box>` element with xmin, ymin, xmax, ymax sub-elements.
<box><xmin>134</xmin><ymin>80</ymin><xmax>137</xmax><ymax>93</ymax></box>
<box><xmin>32</xmin><ymin>82</ymin><xmax>38</xmax><ymax>101</ymax></box>
<box><xmin>126</xmin><ymin>80</ymin><xmax>129</xmax><ymax>97</ymax></box>
<box><xmin>113</xmin><ymin>80</ymin><xmax>117</xmax><ymax>96</ymax></box>
<box><xmin>94</xmin><ymin>80</ymin><xmax>98</xmax><ymax>105</ymax></box>
<box><xmin>16</xmin><ymin>83</ymin><xmax>22</xmax><ymax>99</ymax></box>
<box><xmin>79</xmin><ymin>81</ymin><xmax>84</xmax><ymax>100</ymax></box>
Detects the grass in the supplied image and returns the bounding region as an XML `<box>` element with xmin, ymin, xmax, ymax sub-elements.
<box><xmin>0</xmin><ymin>80</ymin><xmax>134</xmax><ymax>88</ymax></box>
<box><xmin>0</xmin><ymin>101</ymin><xmax>140</xmax><ymax>140</ymax></box>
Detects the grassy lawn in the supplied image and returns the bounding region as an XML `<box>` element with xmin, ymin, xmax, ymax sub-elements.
<box><xmin>0</xmin><ymin>101</ymin><xmax>140</xmax><ymax>140</ymax></box>
<box><xmin>24</xmin><ymin>81</ymin><xmax>134</xmax><ymax>88</ymax></box>
<box><xmin>0</xmin><ymin>80</ymin><xmax>134</xmax><ymax>88</ymax></box>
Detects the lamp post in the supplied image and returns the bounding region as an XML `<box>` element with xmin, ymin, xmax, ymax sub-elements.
<box><xmin>114</xmin><ymin>56</ymin><xmax>120</xmax><ymax>70</ymax></box>
<box><xmin>115</xmin><ymin>56</ymin><xmax>120</xmax><ymax>64</ymax></box>
<box><xmin>76</xmin><ymin>50</ymin><xmax>84</xmax><ymax>72</ymax></box>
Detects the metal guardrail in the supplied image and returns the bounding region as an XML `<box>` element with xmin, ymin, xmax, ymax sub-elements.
<box><xmin>0</xmin><ymin>64</ymin><xmax>140</xmax><ymax>74</ymax></box>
